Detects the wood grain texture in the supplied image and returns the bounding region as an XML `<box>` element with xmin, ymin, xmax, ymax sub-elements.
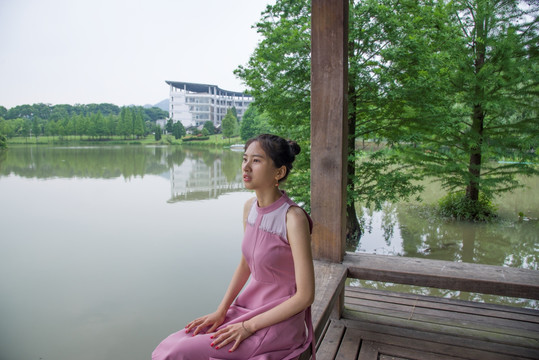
<box><xmin>310</xmin><ymin>0</ymin><xmax>349</xmax><ymax>262</ymax></box>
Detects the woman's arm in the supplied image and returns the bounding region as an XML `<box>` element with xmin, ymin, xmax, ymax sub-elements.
<box><xmin>185</xmin><ymin>198</ymin><xmax>255</xmax><ymax>335</ymax></box>
<box><xmin>211</xmin><ymin>206</ymin><xmax>315</xmax><ymax>351</ymax></box>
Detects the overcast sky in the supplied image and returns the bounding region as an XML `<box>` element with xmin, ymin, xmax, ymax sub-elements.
<box><xmin>0</xmin><ymin>0</ymin><xmax>274</xmax><ymax>109</ymax></box>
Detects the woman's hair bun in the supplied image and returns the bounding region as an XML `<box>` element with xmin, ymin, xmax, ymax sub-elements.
<box><xmin>288</xmin><ymin>140</ymin><xmax>301</xmax><ymax>156</ymax></box>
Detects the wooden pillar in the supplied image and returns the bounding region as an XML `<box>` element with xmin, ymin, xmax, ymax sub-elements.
<box><xmin>310</xmin><ymin>0</ymin><xmax>349</xmax><ymax>263</ymax></box>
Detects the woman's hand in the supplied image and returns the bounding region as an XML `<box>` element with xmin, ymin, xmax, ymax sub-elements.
<box><xmin>210</xmin><ymin>321</ymin><xmax>253</xmax><ymax>352</ymax></box>
<box><xmin>185</xmin><ymin>310</ymin><xmax>226</xmax><ymax>336</ymax></box>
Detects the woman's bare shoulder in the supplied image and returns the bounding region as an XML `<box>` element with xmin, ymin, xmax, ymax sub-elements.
<box><xmin>286</xmin><ymin>206</ymin><xmax>310</xmax><ymax>227</ymax></box>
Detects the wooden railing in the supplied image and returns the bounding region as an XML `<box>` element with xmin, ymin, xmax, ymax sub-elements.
<box><xmin>301</xmin><ymin>253</ymin><xmax>539</xmax><ymax>359</ymax></box>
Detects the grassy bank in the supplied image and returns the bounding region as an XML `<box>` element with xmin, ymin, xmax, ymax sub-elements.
<box><xmin>5</xmin><ymin>134</ymin><xmax>243</xmax><ymax>147</ymax></box>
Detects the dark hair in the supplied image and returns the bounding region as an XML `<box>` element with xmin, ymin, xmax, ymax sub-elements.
<box><xmin>245</xmin><ymin>134</ymin><xmax>301</xmax><ymax>183</ymax></box>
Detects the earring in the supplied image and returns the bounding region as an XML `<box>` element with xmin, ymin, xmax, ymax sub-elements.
<box><xmin>275</xmin><ymin>180</ymin><xmax>279</xmax><ymax>187</ymax></box>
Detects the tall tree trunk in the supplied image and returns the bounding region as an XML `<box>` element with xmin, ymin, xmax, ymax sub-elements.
<box><xmin>466</xmin><ymin>103</ymin><xmax>484</xmax><ymax>202</ymax></box>
<box><xmin>466</xmin><ymin>4</ymin><xmax>486</xmax><ymax>203</ymax></box>
<box><xmin>346</xmin><ymin>38</ymin><xmax>361</xmax><ymax>244</ymax></box>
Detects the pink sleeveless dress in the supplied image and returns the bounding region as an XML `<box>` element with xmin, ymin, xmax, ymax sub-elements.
<box><xmin>152</xmin><ymin>192</ymin><xmax>315</xmax><ymax>360</ymax></box>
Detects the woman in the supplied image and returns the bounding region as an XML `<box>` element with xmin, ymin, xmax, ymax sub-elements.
<box><xmin>152</xmin><ymin>134</ymin><xmax>315</xmax><ymax>360</ymax></box>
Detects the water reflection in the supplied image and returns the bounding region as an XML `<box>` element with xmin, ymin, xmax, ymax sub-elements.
<box><xmin>168</xmin><ymin>150</ymin><xmax>244</xmax><ymax>202</ymax></box>
<box><xmin>0</xmin><ymin>145</ymin><xmax>251</xmax><ymax>360</ymax></box>
<box><xmin>0</xmin><ymin>145</ymin><xmax>245</xmax><ymax>202</ymax></box>
<box><xmin>355</xmin><ymin>176</ymin><xmax>538</xmax><ymax>271</ymax></box>
<box><xmin>352</xmin><ymin>176</ymin><xmax>539</xmax><ymax>308</ymax></box>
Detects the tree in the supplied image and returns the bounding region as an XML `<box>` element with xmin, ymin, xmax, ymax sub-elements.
<box><xmin>240</xmin><ymin>104</ymin><xmax>273</xmax><ymax>141</ymax></box>
<box><xmin>94</xmin><ymin>112</ymin><xmax>105</xmax><ymax>139</ymax></box>
<box><xmin>118</xmin><ymin>107</ymin><xmax>132</xmax><ymax>139</ymax></box>
<box><xmin>0</xmin><ymin>134</ymin><xmax>6</xmax><ymax>149</ymax></box>
<box><xmin>154</xmin><ymin>124</ymin><xmax>162</xmax><ymax>141</ymax></box>
<box><xmin>230</xmin><ymin>106</ymin><xmax>239</xmax><ymax>124</ymax></box>
<box><xmin>134</xmin><ymin>109</ymin><xmax>145</xmax><ymax>139</ymax></box>
<box><xmin>222</xmin><ymin>109</ymin><xmax>238</xmax><ymax>140</ymax></box>
<box><xmin>32</xmin><ymin>118</ymin><xmax>42</xmax><ymax>139</ymax></box>
<box><xmin>203</xmin><ymin>121</ymin><xmax>216</xmax><ymax>135</ymax></box>
<box><xmin>235</xmin><ymin>0</ymin><xmax>419</xmax><ymax>238</ymax></box>
<box><xmin>21</xmin><ymin>119</ymin><xmax>30</xmax><ymax>139</ymax></box>
<box><xmin>172</xmin><ymin>121</ymin><xmax>186</xmax><ymax>139</ymax></box>
<box><xmin>166</xmin><ymin>119</ymin><xmax>174</xmax><ymax>134</ymax></box>
<box><xmin>234</xmin><ymin>0</ymin><xmax>313</xmax><ymax>211</ymax></box>
<box><xmin>363</xmin><ymin>0</ymin><xmax>539</xmax><ymax>218</ymax></box>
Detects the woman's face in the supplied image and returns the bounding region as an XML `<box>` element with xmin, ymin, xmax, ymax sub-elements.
<box><xmin>242</xmin><ymin>141</ymin><xmax>282</xmax><ymax>190</ymax></box>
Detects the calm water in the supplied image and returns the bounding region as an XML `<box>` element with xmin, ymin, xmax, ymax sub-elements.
<box><xmin>0</xmin><ymin>145</ymin><xmax>537</xmax><ymax>360</ymax></box>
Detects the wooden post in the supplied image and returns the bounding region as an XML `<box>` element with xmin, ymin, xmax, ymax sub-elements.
<box><xmin>310</xmin><ymin>0</ymin><xmax>349</xmax><ymax>263</ymax></box>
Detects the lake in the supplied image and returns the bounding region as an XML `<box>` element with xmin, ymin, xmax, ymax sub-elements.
<box><xmin>0</xmin><ymin>145</ymin><xmax>537</xmax><ymax>360</ymax></box>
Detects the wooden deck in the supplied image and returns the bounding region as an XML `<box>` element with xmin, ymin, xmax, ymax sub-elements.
<box><xmin>301</xmin><ymin>254</ymin><xmax>539</xmax><ymax>360</ymax></box>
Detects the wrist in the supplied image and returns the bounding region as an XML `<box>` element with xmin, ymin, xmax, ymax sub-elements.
<box><xmin>216</xmin><ymin>305</ymin><xmax>228</xmax><ymax>316</ymax></box>
<box><xmin>242</xmin><ymin>320</ymin><xmax>255</xmax><ymax>334</ymax></box>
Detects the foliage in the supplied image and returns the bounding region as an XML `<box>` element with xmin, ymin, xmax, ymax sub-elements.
<box><xmin>172</xmin><ymin>121</ymin><xmax>186</xmax><ymax>139</ymax></box>
<box><xmin>438</xmin><ymin>192</ymin><xmax>497</xmax><ymax>221</ymax></box>
<box><xmin>203</xmin><ymin>121</ymin><xmax>216</xmax><ymax>135</ymax></box>
<box><xmin>222</xmin><ymin>109</ymin><xmax>238</xmax><ymax>139</ymax></box>
<box><xmin>239</xmin><ymin>104</ymin><xmax>274</xmax><ymax>141</ymax></box>
<box><xmin>166</xmin><ymin>119</ymin><xmax>174</xmax><ymax>134</ymax></box>
<box><xmin>235</xmin><ymin>0</ymin><xmax>425</xmax><ymax>217</ymax></box>
<box><xmin>154</xmin><ymin>124</ymin><xmax>162</xmax><ymax>141</ymax></box>
<box><xmin>0</xmin><ymin>104</ymin><xmax>164</xmax><ymax>140</ymax></box>
<box><xmin>351</xmin><ymin>150</ymin><xmax>424</xmax><ymax>210</ymax></box>
<box><xmin>183</xmin><ymin>135</ymin><xmax>210</xmax><ymax>142</ymax></box>
<box><xmin>0</xmin><ymin>134</ymin><xmax>7</xmax><ymax>149</ymax></box>
<box><xmin>357</xmin><ymin>0</ymin><xmax>539</xmax><ymax>219</ymax></box>
<box><xmin>236</xmin><ymin>0</ymin><xmax>539</xmax><ymax>223</ymax></box>
<box><xmin>235</xmin><ymin>0</ymin><xmax>312</xmax><ymax>206</ymax></box>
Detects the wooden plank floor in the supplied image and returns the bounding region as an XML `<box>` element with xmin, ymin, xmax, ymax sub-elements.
<box><xmin>313</xmin><ymin>286</ymin><xmax>539</xmax><ymax>360</ymax></box>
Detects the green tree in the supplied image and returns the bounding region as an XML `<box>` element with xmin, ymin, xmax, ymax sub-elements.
<box><xmin>78</xmin><ymin>116</ymin><xmax>89</xmax><ymax>138</ymax></box>
<box><xmin>0</xmin><ymin>134</ymin><xmax>6</xmax><ymax>149</ymax></box>
<box><xmin>134</xmin><ymin>109</ymin><xmax>145</xmax><ymax>139</ymax></box>
<box><xmin>238</xmin><ymin>0</ymin><xmax>538</xmax><ymax>224</ymax></box>
<box><xmin>203</xmin><ymin>121</ymin><xmax>216</xmax><ymax>135</ymax></box>
<box><xmin>32</xmin><ymin>118</ymin><xmax>42</xmax><ymax>139</ymax></box>
<box><xmin>21</xmin><ymin>119</ymin><xmax>31</xmax><ymax>139</ymax></box>
<box><xmin>144</xmin><ymin>107</ymin><xmax>169</xmax><ymax>122</ymax></box>
<box><xmin>118</xmin><ymin>107</ymin><xmax>131</xmax><ymax>139</ymax></box>
<box><xmin>364</xmin><ymin>0</ymin><xmax>539</xmax><ymax>218</ymax></box>
<box><xmin>154</xmin><ymin>124</ymin><xmax>162</xmax><ymax>141</ymax></box>
<box><xmin>166</xmin><ymin>119</ymin><xmax>174</xmax><ymax>134</ymax></box>
<box><xmin>240</xmin><ymin>104</ymin><xmax>273</xmax><ymax>141</ymax></box>
<box><xmin>172</xmin><ymin>121</ymin><xmax>186</xmax><ymax>139</ymax></box>
<box><xmin>94</xmin><ymin>112</ymin><xmax>105</xmax><ymax>139</ymax></box>
<box><xmin>235</xmin><ymin>0</ymin><xmax>362</xmax><ymax>240</ymax></box>
<box><xmin>222</xmin><ymin>109</ymin><xmax>238</xmax><ymax>140</ymax></box>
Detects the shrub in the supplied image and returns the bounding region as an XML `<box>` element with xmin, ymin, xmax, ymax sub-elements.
<box><xmin>183</xmin><ymin>136</ymin><xmax>210</xmax><ymax>142</ymax></box>
<box><xmin>438</xmin><ymin>192</ymin><xmax>497</xmax><ymax>221</ymax></box>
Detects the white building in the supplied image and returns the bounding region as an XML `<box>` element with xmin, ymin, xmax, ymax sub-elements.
<box><xmin>166</xmin><ymin>81</ymin><xmax>254</xmax><ymax>129</ymax></box>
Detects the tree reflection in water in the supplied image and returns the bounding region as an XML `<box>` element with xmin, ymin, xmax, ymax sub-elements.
<box><xmin>349</xmin><ymin>176</ymin><xmax>538</xmax><ymax>309</ymax></box>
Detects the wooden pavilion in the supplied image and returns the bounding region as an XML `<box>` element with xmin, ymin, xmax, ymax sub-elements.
<box><xmin>303</xmin><ymin>1</ymin><xmax>539</xmax><ymax>359</ymax></box>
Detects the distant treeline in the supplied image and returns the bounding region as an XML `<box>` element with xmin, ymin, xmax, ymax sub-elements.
<box><xmin>0</xmin><ymin>103</ymin><xmax>168</xmax><ymax>139</ymax></box>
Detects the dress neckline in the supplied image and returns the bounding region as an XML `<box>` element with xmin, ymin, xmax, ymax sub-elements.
<box><xmin>256</xmin><ymin>191</ymin><xmax>288</xmax><ymax>214</ymax></box>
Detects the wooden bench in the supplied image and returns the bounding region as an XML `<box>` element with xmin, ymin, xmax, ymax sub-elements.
<box><xmin>300</xmin><ymin>253</ymin><xmax>539</xmax><ymax>360</ymax></box>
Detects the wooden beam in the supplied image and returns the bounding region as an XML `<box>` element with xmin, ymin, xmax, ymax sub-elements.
<box><xmin>344</xmin><ymin>253</ymin><xmax>539</xmax><ymax>299</ymax></box>
<box><xmin>310</xmin><ymin>0</ymin><xmax>349</xmax><ymax>262</ymax></box>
